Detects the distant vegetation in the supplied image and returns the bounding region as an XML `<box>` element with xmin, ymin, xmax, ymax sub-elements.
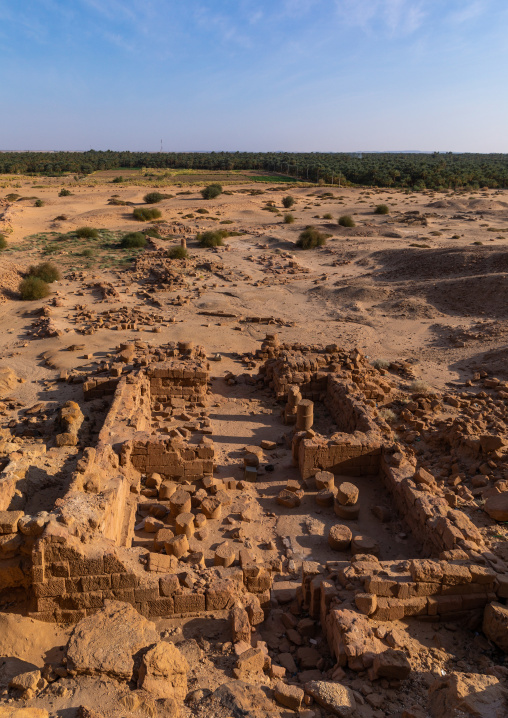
<box><xmin>133</xmin><ymin>207</ymin><xmax>162</xmax><ymax>221</ymax></box>
<box><xmin>197</xmin><ymin>229</ymin><xmax>229</xmax><ymax>247</ymax></box>
<box><xmin>76</xmin><ymin>226</ymin><xmax>99</xmax><ymax>239</ymax></box>
<box><xmin>375</xmin><ymin>204</ymin><xmax>389</xmax><ymax>214</ymax></box>
<box><xmin>19</xmin><ymin>276</ymin><xmax>50</xmax><ymax>300</ymax></box>
<box><xmin>168</xmin><ymin>245</ymin><xmax>188</xmax><ymax>259</ymax></box>
<box><xmin>284</xmin><ymin>213</ymin><xmax>295</xmax><ymax>224</ymax></box>
<box><xmin>121</xmin><ymin>232</ymin><xmax>147</xmax><ymax>248</ymax></box>
<box><xmin>282</xmin><ymin>195</ymin><xmax>295</xmax><ymax>208</ymax></box>
<box><xmin>338</xmin><ymin>215</ymin><xmax>355</xmax><ymax>227</ymax></box>
<box><xmin>28</xmin><ymin>262</ymin><xmax>61</xmax><ymax>283</ymax></box>
<box><xmin>143</xmin><ymin>191</ymin><xmax>172</xmax><ymax>204</ymax></box>
<box><xmin>0</xmin><ymin>235</ymin><xmax>6</xmax><ymax>250</ymax></box>
<box><xmin>297</xmin><ymin>226</ymin><xmax>328</xmax><ymax>249</ymax></box>
<box><xmin>201</xmin><ymin>183</ymin><xmax>222</xmax><ymax>200</ymax></box>
<box><xmin>59</xmin><ymin>188</ymin><xmax>72</xmax><ymax>196</ymax></box>
<box><xmin>0</xmin><ymin>150</ymin><xmax>507</xmax><ymax>189</ymax></box>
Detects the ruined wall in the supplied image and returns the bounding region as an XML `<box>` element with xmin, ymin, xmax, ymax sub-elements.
<box><xmin>148</xmin><ymin>360</ymin><xmax>209</xmax><ymax>405</ymax></box>
<box><xmin>127</xmin><ymin>437</ymin><xmax>214</xmax><ymax>482</ymax></box>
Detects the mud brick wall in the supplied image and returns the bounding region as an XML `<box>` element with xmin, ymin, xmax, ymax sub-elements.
<box><xmin>148</xmin><ymin>361</ymin><xmax>209</xmax><ymax>404</ymax></box>
<box><xmin>127</xmin><ymin>437</ymin><xmax>214</xmax><ymax>482</ymax></box>
<box><xmin>295</xmin><ymin>435</ymin><xmax>381</xmax><ymax>480</ymax></box>
<box><xmin>380</xmin><ymin>454</ymin><xmax>485</xmax><ymax>556</ymax></box>
<box><xmin>0</xmin><ymin>510</ymin><xmax>30</xmax><ymax>600</ymax></box>
<box><xmin>83</xmin><ymin>376</ymin><xmax>120</xmax><ymax>400</ymax></box>
<box><xmin>263</xmin><ymin>352</ymin><xmax>332</xmax><ymax>399</ymax></box>
<box><xmin>29</xmin><ymin>525</ymin><xmax>273</xmax><ymax>624</ymax></box>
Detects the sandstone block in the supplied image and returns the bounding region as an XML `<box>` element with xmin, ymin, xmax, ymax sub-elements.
<box><xmin>328</xmin><ymin>524</ymin><xmax>352</xmax><ymax>551</ymax></box>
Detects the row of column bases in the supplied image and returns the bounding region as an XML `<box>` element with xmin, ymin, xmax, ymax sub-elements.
<box><xmin>285</xmin><ymin>386</ymin><xmax>314</xmax><ymax>431</ymax></box>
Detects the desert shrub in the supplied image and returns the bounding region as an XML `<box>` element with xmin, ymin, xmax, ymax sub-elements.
<box><xmin>143</xmin><ymin>192</ymin><xmax>168</xmax><ymax>204</ymax></box>
<box><xmin>28</xmin><ymin>262</ymin><xmax>61</xmax><ymax>283</ymax></box>
<box><xmin>108</xmin><ymin>198</ymin><xmax>128</xmax><ymax>205</ymax></box>
<box><xmin>168</xmin><ymin>246</ymin><xmax>188</xmax><ymax>259</ymax></box>
<box><xmin>282</xmin><ymin>196</ymin><xmax>295</xmax><ymax>208</ymax></box>
<box><xmin>379</xmin><ymin>408</ymin><xmax>396</xmax><ymax>423</ymax></box>
<box><xmin>34</xmin><ymin>199</ymin><xmax>44</xmax><ymax>207</ymax></box>
<box><xmin>6</xmin><ymin>193</ymin><xmax>20</xmax><ymax>202</ymax></box>
<box><xmin>338</xmin><ymin>215</ymin><xmax>355</xmax><ymax>227</ymax></box>
<box><xmin>133</xmin><ymin>207</ymin><xmax>161</xmax><ymax>221</ymax></box>
<box><xmin>196</xmin><ymin>208</ymin><xmax>209</xmax><ymax>214</ymax></box>
<box><xmin>323</xmin><ymin>213</ymin><xmax>333</xmax><ymax>220</ymax></box>
<box><xmin>284</xmin><ymin>213</ymin><xmax>295</xmax><ymax>224</ymax></box>
<box><xmin>112</xmin><ymin>176</ymin><xmax>124</xmax><ymax>183</ymax></box>
<box><xmin>54</xmin><ymin>215</ymin><xmax>68</xmax><ymax>221</ymax></box>
<box><xmin>121</xmin><ymin>232</ymin><xmax>147</xmax><ymax>249</ymax></box>
<box><xmin>81</xmin><ymin>249</ymin><xmax>93</xmax><ymax>258</ymax></box>
<box><xmin>201</xmin><ymin>184</ymin><xmax>222</xmax><ymax>200</ymax></box>
<box><xmin>297</xmin><ymin>226</ymin><xmax>327</xmax><ymax>249</ymax></box>
<box><xmin>375</xmin><ymin>204</ymin><xmax>389</xmax><ymax>214</ymax></box>
<box><xmin>0</xmin><ymin>235</ymin><xmax>6</xmax><ymax>250</ymax></box>
<box><xmin>76</xmin><ymin>226</ymin><xmax>99</xmax><ymax>239</ymax></box>
<box><xmin>372</xmin><ymin>359</ymin><xmax>390</xmax><ymax>370</ymax></box>
<box><xmin>409</xmin><ymin>380</ymin><xmax>430</xmax><ymax>394</ymax></box>
<box><xmin>144</xmin><ymin>227</ymin><xmax>162</xmax><ymax>238</ymax></box>
<box><xmin>197</xmin><ymin>230</ymin><xmax>228</xmax><ymax>247</ymax></box>
<box><xmin>19</xmin><ymin>276</ymin><xmax>50</xmax><ymax>300</ymax></box>
<box><xmin>59</xmin><ymin>188</ymin><xmax>72</xmax><ymax>197</ymax></box>
<box><xmin>220</xmin><ymin>220</ymin><xmax>234</xmax><ymax>224</ymax></box>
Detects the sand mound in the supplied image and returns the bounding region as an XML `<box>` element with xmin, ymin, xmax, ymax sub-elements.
<box><xmin>373</xmin><ymin>247</ymin><xmax>508</xmax><ymax>282</ymax></box>
<box><xmin>332</xmin><ymin>284</ymin><xmax>391</xmax><ymax>304</ymax></box>
<box><xmin>0</xmin><ymin>258</ymin><xmax>25</xmax><ymax>303</ymax></box>
<box><xmin>426</xmin><ymin>199</ymin><xmax>469</xmax><ymax>210</ymax></box>
<box><xmin>424</xmin><ymin>274</ymin><xmax>508</xmax><ymax>318</ymax></box>
<box><xmin>379</xmin><ymin>296</ymin><xmax>441</xmax><ymax>319</ymax></box>
<box><xmin>468</xmin><ymin>198</ymin><xmax>508</xmax><ymax>210</ymax></box>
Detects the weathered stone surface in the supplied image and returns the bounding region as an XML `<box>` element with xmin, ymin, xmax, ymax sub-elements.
<box><xmin>138</xmin><ymin>641</ymin><xmax>189</xmax><ymax>701</ymax></box>
<box><xmin>274</xmin><ymin>681</ymin><xmax>304</xmax><ymax>710</ymax></box>
<box><xmin>304</xmin><ymin>681</ymin><xmax>356</xmax><ymax>717</ymax></box>
<box><xmin>66</xmin><ymin>601</ymin><xmax>158</xmax><ymax>679</ymax></box>
<box><xmin>429</xmin><ymin>672</ymin><xmax>508</xmax><ymax>718</ymax></box>
<box><xmin>8</xmin><ymin>670</ymin><xmax>42</xmax><ymax>698</ymax></box>
<box><xmin>372</xmin><ymin>649</ymin><xmax>411</xmax><ymax>680</ymax></box>
<box><xmin>336</xmin><ymin>482</ymin><xmax>359</xmax><ymax>506</ymax></box>
<box><xmin>483</xmin><ymin>601</ymin><xmax>508</xmax><ymax>652</ymax></box>
<box><xmin>328</xmin><ymin>524</ymin><xmax>352</xmax><ymax>551</ymax></box>
<box><xmin>211</xmin><ymin>680</ymin><xmax>280</xmax><ymax>718</ymax></box>
<box><xmin>0</xmin><ymin>367</ymin><xmax>18</xmax><ymax>398</ymax></box>
<box><xmin>484</xmin><ymin>492</ymin><xmax>508</xmax><ymax>522</ymax></box>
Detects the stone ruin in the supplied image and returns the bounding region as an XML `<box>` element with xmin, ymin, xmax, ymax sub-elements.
<box><xmin>0</xmin><ymin>335</ymin><xmax>508</xmax><ymax>686</ymax></box>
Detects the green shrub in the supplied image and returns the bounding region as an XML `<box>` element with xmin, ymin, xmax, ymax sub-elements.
<box><xmin>112</xmin><ymin>176</ymin><xmax>124</xmax><ymax>183</ymax></box>
<box><xmin>282</xmin><ymin>195</ymin><xmax>295</xmax><ymax>208</ymax></box>
<box><xmin>108</xmin><ymin>197</ymin><xmax>128</xmax><ymax>205</ymax></box>
<box><xmin>201</xmin><ymin>184</ymin><xmax>222</xmax><ymax>200</ymax></box>
<box><xmin>19</xmin><ymin>276</ymin><xmax>50</xmax><ymax>300</ymax></box>
<box><xmin>143</xmin><ymin>192</ymin><xmax>166</xmax><ymax>204</ymax></box>
<box><xmin>374</xmin><ymin>204</ymin><xmax>389</xmax><ymax>214</ymax></box>
<box><xmin>323</xmin><ymin>213</ymin><xmax>333</xmax><ymax>220</ymax></box>
<box><xmin>144</xmin><ymin>227</ymin><xmax>162</xmax><ymax>238</ymax></box>
<box><xmin>0</xmin><ymin>235</ymin><xmax>6</xmax><ymax>250</ymax></box>
<box><xmin>59</xmin><ymin>188</ymin><xmax>72</xmax><ymax>197</ymax></box>
<box><xmin>81</xmin><ymin>249</ymin><xmax>93</xmax><ymax>258</ymax></box>
<box><xmin>168</xmin><ymin>245</ymin><xmax>188</xmax><ymax>259</ymax></box>
<box><xmin>76</xmin><ymin>226</ymin><xmax>99</xmax><ymax>239</ymax></box>
<box><xmin>338</xmin><ymin>215</ymin><xmax>355</xmax><ymax>227</ymax></box>
<box><xmin>284</xmin><ymin>213</ymin><xmax>295</xmax><ymax>224</ymax></box>
<box><xmin>133</xmin><ymin>207</ymin><xmax>161</xmax><ymax>221</ymax></box>
<box><xmin>196</xmin><ymin>208</ymin><xmax>209</xmax><ymax>214</ymax></box>
<box><xmin>54</xmin><ymin>214</ymin><xmax>68</xmax><ymax>221</ymax></box>
<box><xmin>197</xmin><ymin>230</ymin><xmax>228</xmax><ymax>247</ymax></box>
<box><xmin>6</xmin><ymin>193</ymin><xmax>20</xmax><ymax>202</ymax></box>
<box><xmin>34</xmin><ymin>199</ymin><xmax>44</xmax><ymax>207</ymax></box>
<box><xmin>297</xmin><ymin>226</ymin><xmax>327</xmax><ymax>249</ymax></box>
<box><xmin>28</xmin><ymin>262</ymin><xmax>61</xmax><ymax>283</ymax></box>
<box><xmin>121</xmin><ymin>232</ymin><xmax>147</xmax><ymax>249</ymax></box>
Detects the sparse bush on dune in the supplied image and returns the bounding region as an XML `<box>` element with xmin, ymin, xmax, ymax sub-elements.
<box><xmin>28</xmin><ymin>262</ymin><xmax>61</xmax><ymax>283</ymax></box>
<box><xmin>196</xmin><ymin>208</ymin><xmax>209</xmax><ymax>214</ymax></box>
<box><xmin>81</xmin><ymin>249</ymin><xmax>93</xmax><ymax>258</ymax></box>
<box><xmin>284</xmin><ymin>213</ymin><xmax>295</xmax><ymax>224</ymax></box>
<box><xmin>133</xmin><ymin>207</ymin><xmax>162</xmax><ymax>221</ymax></box>
<box><xmin>201</xmin><ymin>184</ymin><xmax>222</xmax><ymax>200</ymax></box>
<box><xmin>197</xmin><ymin>230</ymin><xmax>229</xmax><ymax>247</ymax></box>
<box><xmin>282</xmin><ymin>195</ymin><xmax>295</xmax><ymax>208</ymax></box>
<box><xmin>168</xmin><ymin>245</ymin><xmax>188</xmax><ymax>259</ymax></box>
<box><xmin>59</xmin><ymin>188</ymin><xmax>72</xmax><ymax>197</ymax></box>
<box><xmin>112</xmin><ymin>176</ymin><xmax>124</xmax><ymax>183</ymax></box>
<box><xmin>409</xmin><ymin>379</ymin><xmax>430</xmax><ymax>394</ymax></box>
<box><xmin>296</xmin><ymin>226</ymin><xmax>327</xmax><ymax>249</ymax></box>
<box><xmin>34</xmin><ymin>199</ymin><xmax>44</xmax><ymax>207</ymax></box>
<box><xmin>121</xmin><ymin>232</ymin><xmax>147</xmax><ymax>249</ymax></box>
<box><xmin>76</xmin><ymin>226</ymin><xmax>99</xmax><ymax>239</ymax></box>
<box><xmin>323</xmin><ymin>213</ymin><xmax>333</xmax><ymax>219</ymax></box>
<box><xmin>19</xmin><ymin>276</ymin><xmax>50</xmax><ymax>300</ymax></box>
<box><xmin>0</xmin><ymin>235</ymin><xmax>7</xmax><ymax>250</ymax></box>
<box><xmin>374</xmin><ymin>204</ymin><xmax>389</xmax><ymax>214</ymax></box>
<box><xmin>143</xmin><ymin>192</ymin><xmax>172</xmax><ymax>204</ymax></box>
<box><xmin>6</xmin><ymin>193</ymin><xmax>20</xmax><ymax>202</ymax></box>
<box><xmin>338</xmin><ymin>214</ymin><xmax>355</xmax><ymax>227</ymax></box>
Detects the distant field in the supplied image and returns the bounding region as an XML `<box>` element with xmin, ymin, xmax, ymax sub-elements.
<box><xmin>89</xmin><ymin>169</ymin><xmax>300</xmax><ymax>184</ymax></box>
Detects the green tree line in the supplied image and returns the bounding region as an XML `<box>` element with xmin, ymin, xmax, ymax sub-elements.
<box><xmin>1</xmin><ymin>150</ymin><xmax>507</xmax><ymax>189</ymax></box>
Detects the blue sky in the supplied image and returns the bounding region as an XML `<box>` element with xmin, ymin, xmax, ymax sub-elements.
<box><xmin>1</xmin><ymin>0</ymin><xmax>507</xmax><ymax>151</ymax></box>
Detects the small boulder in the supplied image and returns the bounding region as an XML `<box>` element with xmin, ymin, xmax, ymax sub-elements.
<box><xmin>138</xmin><ymin>641</ymin><xmax>189</xmax><ymax>701</ymax></box>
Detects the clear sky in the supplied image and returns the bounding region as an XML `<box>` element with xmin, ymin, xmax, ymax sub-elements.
<box><xmin>1</xmin><ymin>0</ymin><xmax>507</xmax><ymax>152</ymax></box>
